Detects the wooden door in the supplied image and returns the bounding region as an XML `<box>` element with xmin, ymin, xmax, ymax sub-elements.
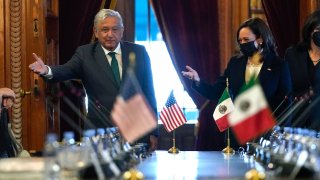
<box><xmin>1</xmin><ymin>0</ymin><xmax>59</xmax><ymax>151</ymax></box>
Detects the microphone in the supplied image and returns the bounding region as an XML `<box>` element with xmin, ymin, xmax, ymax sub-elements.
<box><xmin>61</xmin><ymin>96</ymin><xmax>97</xmax><ymax>130</ymax></box>
<box><xmin>89</xmin><ymin>99</ymin><xmax>115</xmax><ymax>127</ymax></box>
<box><xmin>274</xmin><ymin>97</ymin><xmax>297</xmax><ymax>120</ymax></box>
<box><xmin>46</xmin><ymin>99</ymin><xmax>83</xmax><ymax>135</ymax></box>
<box><xmin>293</xmin><ymin>93</ymin><xmax>320</xmax><ymax>128</ymax></box>
<box><xmin>276</xmin><ymin>96</ymin><xmax>309</xmax><ymax>127</ymax></box>
<box><xmin>282</xmin><ymin>88</ymin><xmax>315</xmax><ymax>128</ymax></box>
<box><xmin>271</xmin><ymin>96</ymin><xmax>289</xmax><ymax>117</ymax></box>
<box><xmin>259</xmin><ymin>95</ymin><xmax>295</xmax><ymax>140</ymax></box>
<box><xmin>274</xmin><ymin>89</ymin><xmax>314</xmax><ymax>126</ymax></box>
<box><xmin>260</xmin><ymin>91</ymin><xmax>312</xmax><ymax>140</ymax></box>
<box><xmin>51</xmin><ymin>97</ymin><xmax>124</xmax><ymax>179</ymax></box>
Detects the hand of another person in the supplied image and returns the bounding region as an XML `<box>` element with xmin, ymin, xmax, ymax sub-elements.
<box><xmin>181</xmin><ymin>65</ymin><xmax>200</xmax><ymax>82</ymax></box>
<box><xmin>0</xmin><ymin>88</ymin><xmax>15</xmax><ymax>109</ymax></box>
<box><xmin>29</xmin><ymin>53</ymin><xmax>49</xmax><ymax>75</ymax></box>
<box><xmin>2</xmin><ymin>98</ymin><xmax>14</xmax><ymax>109</ymax></box>
<box><xmin>148</xmin><ymin>135</ymin><xmax>158</xmax><ymax>152</ymax></box>
<box><xmin>0</xmin><ymin>88</ymin><xmax>15</xmax><ymax>99</ymax></box>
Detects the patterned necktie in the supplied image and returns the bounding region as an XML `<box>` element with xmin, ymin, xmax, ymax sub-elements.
<box><xmin>108</xmin><ymin>52</ymin><xmax>121</xmax><ymax>85</ymax></box>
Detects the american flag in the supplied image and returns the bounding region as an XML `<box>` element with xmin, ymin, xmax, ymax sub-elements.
<box><xmin>160</xmin><ymin>91</ymin><xmax>187</xmax><ymax>132</ymax></box>
<box><xmin>111</xmin><ymin>69</ymin><xmax>157</xmax><ymax>143</ymax></box>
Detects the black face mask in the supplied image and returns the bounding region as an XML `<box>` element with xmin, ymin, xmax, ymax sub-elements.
<box><xmin>239</xmin><ymin>41</ymin><xmax>258</xmax><ymax>57</ymax></box>
<box><xmin>312</xmin><ymin>31</ymin><xmax>320</xmax><ymax>47</ymax></box>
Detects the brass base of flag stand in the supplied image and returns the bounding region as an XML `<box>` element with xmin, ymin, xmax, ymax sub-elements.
<box><xmin>222</xmin><ymin>146</ymin><xmax>234</xmax><ymax>154</ymax></box>
<box><xmin>222</xmin><ymin>128</ymin><xmax>235</xmax><ymax>154</ymax></box>
<box><xmin>123</xmin><ymin>168</ymin><xmax>144</xmax><ymax>180</ymax></box>
<box><xmin>168</xmin><ymin>131</ymin><xmax>179</xmax><ymax>154</ymax></box>
<box><xmin>245</xmin><ymin>168</ymin><xmax>266</xmax><ymax>180</ymax></box>
<box><xmin>168</xmin><ymin>146</ymin><xmax>180</xmax><ymax>154</ymax></box>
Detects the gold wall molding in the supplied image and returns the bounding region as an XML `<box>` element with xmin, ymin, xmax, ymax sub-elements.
<box><xmin>10</xmin><ymin>0</ymin><xmax>23</xmax><ymax>143</ymax></box>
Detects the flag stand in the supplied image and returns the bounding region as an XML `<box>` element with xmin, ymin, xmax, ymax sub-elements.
<box><xmin>168</xmin><ymin>130</ymin><xmax>179</xmax><ymax>154</ymax></box>
<box><xmin>123</xmin><ymin>168</ymin><xmax>144</xmax><ymax>180</ymax></box>
<box><xmin>222</xmin><ymin>128</ymin><xmax>234</xmax><ymax>154</ymax></box>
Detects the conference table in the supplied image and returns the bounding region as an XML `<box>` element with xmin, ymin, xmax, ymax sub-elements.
<box><xmin>2</xmin><ymin>150</ymin><xmax>317</xmax><ymax>179</ymax></box>
<box><xmin>137</xmin><ymin>150</ymin><xmax>264</xmax><ymax>179</ymax></box>
<box><xmin>0</xmin><ymin>150</ymin><xmax>263</xmax><ymax>180</ymax></box>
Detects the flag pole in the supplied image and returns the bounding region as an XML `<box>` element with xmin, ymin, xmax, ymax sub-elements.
<box><xmin>168</xmin><ymin>95</ymin><xmax>180</xmax><ymax>154</ymax></box>
<box><xmin>222</xmin><ymin>78</ymin><xmax>234</xmax><ymax>154</ymax></box>
<box><xmin>161</xmin><ymin>90</ymin><xmax>186</xmax><ymax>154</ymax></box>
<box><xmin>168</xmin><ymin>130</ymin><xmax>179</xmax><ymax>154</ymax></box>
<box><xmin>222</xmin><ymin>128</ymin><xmax>234</xmax><ymax>154</ymax></box>
<box><xmin>168</xmin><ymin>97</ymin><xmax>184</xmax><ymax>154</ymax></box>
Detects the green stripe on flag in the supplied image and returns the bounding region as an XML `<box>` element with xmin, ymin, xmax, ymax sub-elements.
<box><xmin>218</xmin><ymin>88</ymin><xmax>230</xmax><ymax>104</ymax></box>
<box><xmin>239</xmin><ymin>76</ymin><xmax>258</xmax><ymax>93</ymax></box>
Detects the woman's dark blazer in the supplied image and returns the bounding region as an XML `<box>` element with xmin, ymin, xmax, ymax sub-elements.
<box><xmin>285</xmin><ymin>46</ymin><xmax>320</xmax><ymax>96</ymax></box>
<box><xmin>284</xmin><ymin>45</ymin><xmax>320</xmax><ymax>129</ymax></box>
<box><xmin>193</xmin><ymin>53</ymin><xmax>292</xmax><ymax>123</ymax></box>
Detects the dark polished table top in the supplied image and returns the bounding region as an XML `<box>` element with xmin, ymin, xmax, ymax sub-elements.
<box><xmin>137</xmin><ymin>150</ymin><xmax>263</xmax><ymax>179</ymax></box>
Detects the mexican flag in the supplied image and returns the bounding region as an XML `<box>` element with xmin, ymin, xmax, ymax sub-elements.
<box><xmin>228</xmin><ymin>79</ymin><xmax>275</xmax><ymax>144</ymax></box>
<box><xmin>213</xmin><ymin>88</ymin><xmax>234</xmax><ymax>132</ymax></box>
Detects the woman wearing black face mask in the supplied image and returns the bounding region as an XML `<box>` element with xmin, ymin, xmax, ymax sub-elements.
<box><xmin>284</xmin><ymin>10</ymin><xmax>320</xmax><ymax>130</ymax></box>
<box><xmin>182</xmin><ymin>17</ymin><xmax>292</xmax><ymax>149</ymax></box>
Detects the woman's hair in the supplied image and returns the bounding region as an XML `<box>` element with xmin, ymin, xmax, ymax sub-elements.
<box><xmin>300</xmin><ymin>10</ymin><xmax>320</xmax><ymax>50</ymax></box>
<box><xmin>236</xmin><ymin>17</ymin><xmax>277</xmax><ymax>56</ymax></box>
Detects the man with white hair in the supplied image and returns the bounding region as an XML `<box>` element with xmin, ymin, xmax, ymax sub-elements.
<box><xmin>29</xmin><ymin>9</ymin><xmax>158</xmax><ymax>151</ymax></box>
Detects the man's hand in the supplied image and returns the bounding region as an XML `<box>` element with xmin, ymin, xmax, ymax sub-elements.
<box><xmin>29</xmin><ymin>53</ymin><xmax>48</xmax><ymax>75</ymax></box>
<box><xmin>181</xmin><ymin>65</ymin><xmax>200</xmax><ymax>82</ymax></box>
<box><xmin>149</xmin><ymin>135</ymin><xmax>158</xmax><ymax>152</ymax></box>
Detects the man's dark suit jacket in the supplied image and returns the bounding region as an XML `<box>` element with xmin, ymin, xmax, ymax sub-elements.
<box><xmin>193</xmin><ymin>52</ymin><xmax>292</xmax><ymax>124</ymax></box>
<box><xmin>285</xmin><ymin>46</ymin><xmax>320</xmax><ymax>129</ymax></box>
<box><xmin>49</xmin><ymin>41</ymin><xmax>157</xmax><ymax>135</ymax></box>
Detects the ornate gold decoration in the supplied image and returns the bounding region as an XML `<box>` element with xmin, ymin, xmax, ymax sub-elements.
<box><xmin>10</xmin><ymin>0</ymin><xmax>23</xmax><ymax>142</ymax></box>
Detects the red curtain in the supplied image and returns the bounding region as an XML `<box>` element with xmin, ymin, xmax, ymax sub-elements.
<box><xmin>151</xmin><ymin>0</ymin><xmax>224</xmax><ymax>150</ymax></box>
<box><xmin>262</xmin><ymin>0</ymin><xmax>300</xmax><ymax>57</ymax></box>
<box><xmin>59</xmin><ymin>0</ymin><xmax>112</xmax><ymax>63</ymax></box>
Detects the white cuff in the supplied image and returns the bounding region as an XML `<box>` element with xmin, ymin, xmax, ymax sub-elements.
<box><xmin>43</xmin><ymin>65</ymin><xmax>53</xmax><ymax>79</ymax></box>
